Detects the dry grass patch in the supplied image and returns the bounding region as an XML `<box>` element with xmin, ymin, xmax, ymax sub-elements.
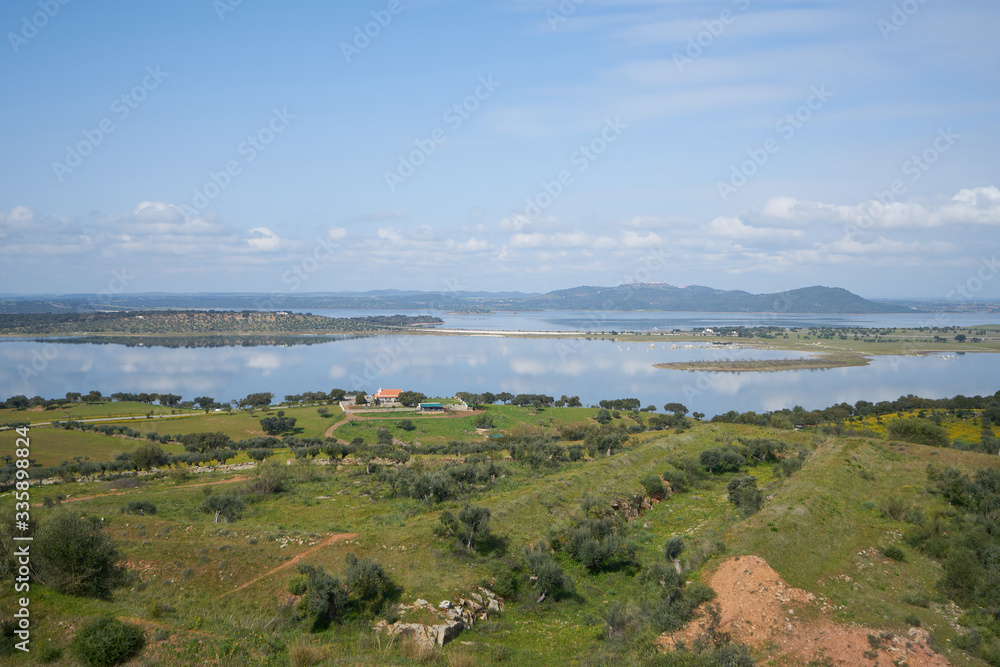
<box><xmin>400</xmin><ymin>638</ymin><xmax>440</xmax><ymax>664</ymax></box>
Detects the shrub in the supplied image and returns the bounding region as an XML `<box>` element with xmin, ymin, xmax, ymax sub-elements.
<box><xmin>129</xmin><ymin>442</ymin><xmax>168</xmax><ymax>470</ymax></box>
<box><xmin>473</xmin><ymin>414</ymin><xmax>493</xmax><ymax>429</ymax></box>
<box><xmin>34</xmin><ymin>512</ymin><xmax>126</xmax><ymax>600</ymax></box>
<box><xmin>246</xmin><ymin>458</ymin><xmax>288</xmax><ymax>496</ymax></box>
<box><xmin>664</xmin><ymin>537</ymin><xmax>685</xmax><ymax>562</ymax></box>
<box><xmin>289</xmin><ymin>640</ymin><xmax>327</xmax><ymax>667</ymax></box>
<box><xmin>699</xmin><ymin>447</ymin><xmax>745</xmax><ymax>474</ymax></box>
<box><xmin>121</xmin><ymin>500</ymin><xmax>157</xmax><ymax>515</ymax></box>
<box><xmin>886</xmin><ymin>418</ymin><xmax>950</xmax><ymax>447</ymax></box>
<box><xmin>879</xmin><ymin>496</ymin><xmax>908</xmax><ymax>521</ymax></box>
<box><xmin>345</xmin><ymin>553</ymin><xmax>396</xmax><ymax>614</ymax></box>
<box><xmin>38</xmin><ymin>641</ymin><xmax>63</xmax><ymax>662</ymax></box>
<box><xmin>0</xmin><ymin>620</ymin><xmax>17</xmax><ymax>656</ymax></box>
<box><xmin>661</xmin><ymin>467</ymin><xmax>689</xmax><ymax>493</ymax></box>
<box><xmin>247</xmin><ymin>447</ymin><xmax>273</xmax><ymax>461</ymax></box>
<box><xmin>523</xmin><ymin>545</ymin><xmax>572</xmax><ymax>603</ymax></box>
<box><xmin>287</xmin><ymin>575</ymin><xmax>308</xmax><ymax>596</ymax></box>
<box><xmin>726</xmin><ymin>475</ymin><xmax>764</xmax><ymax>517</ymax></box>
<box><xmin>295</xmin><ymin>564</ymin><xmax>349</xmax><ymax>627</ymax></box>
<box><xmin>641</xmin><ymin>473</ymin><xmax>665</xmax><ymax>498</ymax></box>
<box><xmin>70</xmin><ymin>616</ymin><xmax>145</xmax><ymax>666</ymax></box>
<box><xmin>777</xmin><ymin>455</ymin><xmax>804</xmax><ymax>477</ymax></box>
<box><xmin>559</xmin><ymin>516</ymin><xmax>636</xmax><ymax>572</ymax></box>
<box><xmin>880</xmin><ymin>544</ymin><xmax>906</xmax><ymax>562</ymax></box>
<box><xmin>200</xmin><ymin>494</ymin><xmax>244</xmax><ymax>523</ymax></box>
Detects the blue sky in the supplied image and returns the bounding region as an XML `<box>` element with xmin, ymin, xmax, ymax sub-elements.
<box><xmin>1</xmin><ymin>0</ymin><xmax>998</xmax><ymax>300</ymax></box>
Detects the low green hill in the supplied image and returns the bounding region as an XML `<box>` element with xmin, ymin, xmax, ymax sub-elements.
<box><xmin>1</xmin><ymin>403</ymin><xmax>995</xmax><ymax>665</ymax></box>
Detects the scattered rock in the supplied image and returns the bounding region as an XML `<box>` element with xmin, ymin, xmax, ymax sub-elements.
<box><xmin>376</xmin><ymin>589</ymin><xmax>504</xmax><ymax>647</ymax></box>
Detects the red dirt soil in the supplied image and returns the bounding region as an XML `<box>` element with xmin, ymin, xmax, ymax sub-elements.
<box><xmin>658</xmin><ymin>555</ymin><xmax>951</xmax><ymax>666</ymax></box>
<box><xmin>222</xmin><ymin>532</ymin><xmax>358</xmax><ymax>596</ymax></box>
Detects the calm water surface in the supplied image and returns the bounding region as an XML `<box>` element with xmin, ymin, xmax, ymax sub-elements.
<box><xmin>2</xmin><ymin>331</ymin><xmax>997</xmax><ymax>417</ymax></box>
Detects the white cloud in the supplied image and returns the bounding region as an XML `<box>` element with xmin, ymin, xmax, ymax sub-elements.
<box><xmin>247</xmin><ymin>227</ymin><xmax>281</xmax><ymax>251</ymax></box>
<box><xmin>758</xmin><ymin>186</ymin><xmax>1000</xmax><ymax>230</ymax></box>
<box><xmin>707</xmin><ymin>216</ymin><xmax>804</xmax><ymax>240</ymax></box>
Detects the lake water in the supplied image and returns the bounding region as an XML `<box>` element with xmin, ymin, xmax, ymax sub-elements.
<box><xmin>295</xmin><ymin>309</ymin><xmax>1000</xmax><ymax>332</ymax></box>
<box><xmin>2</xmin><ymin>322</ymin><xmax>998</xmax><ymax>417</ymax></box>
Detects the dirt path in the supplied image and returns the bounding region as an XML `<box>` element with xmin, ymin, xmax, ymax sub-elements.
<box><xmin>324</xmin><ymin>409</ymin><xmax>479</xmax><ymax>439</ymax></box>
<box><xmin>31</xmin><ymin>475</ymin><xmax>248</xmax><ymax>507</ymax></box>
<box><xmin>658</xmin><ymin>555</ymin><xmax>951</xmax><ymax>666</ymax></box>
<box><xmin>222</xmin><ymin>532</ymin><xmax>359</xmax><ymax>596</ymax></box>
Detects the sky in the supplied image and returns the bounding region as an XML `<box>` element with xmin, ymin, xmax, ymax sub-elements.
<box><xmin>1</xmin><ymin>0</ymin><xmax>998</xmax><ymax>301</ymax></box>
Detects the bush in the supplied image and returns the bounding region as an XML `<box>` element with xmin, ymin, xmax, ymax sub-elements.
<box><xmin>70</xmin><ymin>616</ymin><xmax>145</xmax><ymax>666</ymax></box>
<box><xmin>726</xmin><ymin>476</ymin><xmax>764</xmax><ymax>517</ymax></box>
<box><xmin>294</xmin><ymin>564</ymin><xmax>349</xmax><ymax>627</ymax></box>
<box><xmin>880</xmin><ymin>544</ymin><xmax>906</xmax><ymax>562</ymax></box>
<box><xmin>345</xmin><ymin>553</ymin><xmax>396</xmax><ymax>614</ymax></box>
<box><xmin>641</xmin><ymin>473</ymin><xmax>665</xmax><ymax>498</ymax></box>
<box><xmin>287</xmin><ymin>575</ymin><xmax>308</xmax><ymax>596</ymax></box>
<box><xmin>664</xmin><ymin>537</ymin><xmax>685</xmax><ymax>562</ymax></box>
<box><xmin>129</xmin><ymin>443</ymin><xmax>168</xmax><ymax>470</ymax></box>
<box><xmin>523</xmin><ymin>545</ymin><xmax>572</xmax><ymax>603</ymax></box>
<box><xmin>200</xmin><ymin>494</ymin><xmax>244</xmax><ymax>523</ymax></box>
<box><xmin>0</xmin><ymin>620</ymin><xmax>17</xmax><ymax>657</ymax></box>
<box><xmin>121</xmin><ymin>500</ymin><xmax>157</xmax><ymax>515</ymax></box>
<box><xmin>247</xmin><ymin>447</ymin><xmax>273</xmax><ymax>461</ymax></box>
<box><xmin>699</xmin><ymin>447</ymin><xmax>745</xmax><ymax>474</ymax></box>
<box><xmin>777</xmin><ymin>455</ymin><xmax>804</xmax><ymax>477</ymax></box>
<box><xmin>886</xmin><ymin>418</ymin><xmax>950</xmax><ymax>447</ymax></box>
<box><xmin>34</xmin><ymin>512</ymin><xmax>126</xmax><ymax>600</ymax></box>
<box><xmin>246</xmin><ymin>458</ymin><xmax>288</xmax><ymax>496</ymax></box>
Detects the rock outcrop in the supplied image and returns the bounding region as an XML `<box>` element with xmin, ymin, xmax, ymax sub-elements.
<box><xmin>375</xmin><ymin>587</ymin><xmax>504</xmax><ymax>647</ymax></box>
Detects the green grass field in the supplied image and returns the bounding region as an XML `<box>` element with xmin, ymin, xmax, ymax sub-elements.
<box><xmin>2</xmin><ymin>405</ymin><xmax>998</xmax><ymax>665</ymax></box>
<box><xmin>0</xmin><ymin>401</ymin><xmax>201</xmax><ymax>426</ymax></box>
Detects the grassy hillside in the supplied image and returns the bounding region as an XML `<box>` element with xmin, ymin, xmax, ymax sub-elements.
<box><xmin>2</xmin><ymin>404</ymin><xmax>998</xmax><ymax>665</ymax></box>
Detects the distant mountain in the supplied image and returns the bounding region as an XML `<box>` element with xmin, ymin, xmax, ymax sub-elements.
<box><xmin>0</xmin><ymin>285</ymin><xmax>916</xmax><ymax>314</ymax></box>
<box><xmin>522</xmin><ymin>284</ymin><xmax>913</xmax><ymax>314</ymax></box>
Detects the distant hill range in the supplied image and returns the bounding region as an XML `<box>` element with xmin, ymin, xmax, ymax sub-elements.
<box><xmin>523</xmin><ymin>284</ymin><xmax>913</xmax><ymax>314</ymax></box>
<box><xmin>0</xmin><ymin>284</ymin><xmax>919</xmax><ymax>314</ymax></box>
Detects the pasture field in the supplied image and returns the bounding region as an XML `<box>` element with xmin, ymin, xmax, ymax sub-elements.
<box><xmin>1</xmin><ymin>402</ymin><xmax>998</xmax><ymax>665</ymax></box>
